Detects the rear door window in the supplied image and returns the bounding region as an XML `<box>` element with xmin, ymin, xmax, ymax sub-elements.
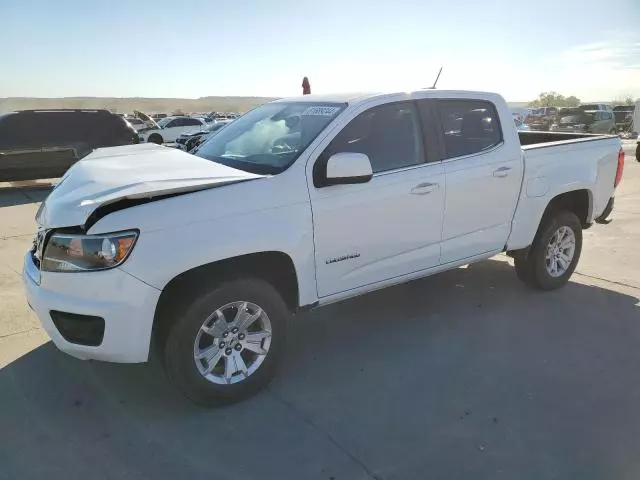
<box><xmin>171</xmin><ymin>118</ymin><xmax>188</xmax><ymax>128</ymax></box>
<box><xmin>183</xmin><ymin>118</ymin><xmax>202</xmax><ymax>127</ymax></box>
<box><xmin>436</xmin><ymin>100</ymin><xmax>502</xmax><ymax>159</ymax></box>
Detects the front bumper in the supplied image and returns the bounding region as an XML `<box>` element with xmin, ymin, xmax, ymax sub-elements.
<box><xmin>23</xmin><ymin>253</ymin><xmax>161</xmax><ymax>363</ymax></box>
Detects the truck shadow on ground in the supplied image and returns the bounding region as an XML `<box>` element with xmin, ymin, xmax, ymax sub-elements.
<box><xmin>2</xmin><ymin>259</ymin><xmax>640</xmax><ymax>479</ymax></box>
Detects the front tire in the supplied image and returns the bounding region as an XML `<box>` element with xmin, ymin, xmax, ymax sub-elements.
<box><xmin>163</xmin><ymin>278</ymin><xmax>289</xmax><ymax>406</ymax></box>
<box><xmin>514</xmin><ymin>211</ymin><xmax>582</xmax><ymax>290</ymax></box>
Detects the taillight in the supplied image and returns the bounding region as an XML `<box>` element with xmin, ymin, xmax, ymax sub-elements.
<box><xmin>614</xmin><ymin>148</ymin><xmax>624</xmax><ymax>187</ymax></box>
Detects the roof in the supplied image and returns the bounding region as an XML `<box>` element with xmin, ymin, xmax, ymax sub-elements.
<box><xmin>273</xmin><ymin>92</ymin><xmax>380</xmax><ymax>104</ymax></box>
<box><xmin>273</xmin><ymin>89</ymin><xmax>504</xmax><ymax>107</ymax></box>
<box><xmin>15</xmin><ymin>109</ymin><xmax>111</xmax><ymax>114</ymax></box>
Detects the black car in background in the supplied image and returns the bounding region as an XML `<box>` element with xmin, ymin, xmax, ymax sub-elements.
<box><xmin>0</xmin><ymin>109</ymin><xmax>138</xmax><ymax>181</ymax></box>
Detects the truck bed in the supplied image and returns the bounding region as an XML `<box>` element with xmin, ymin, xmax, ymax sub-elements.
<box><xmin>518</xmin><ymin>131</ymin><xmax>613</xmax><ymax>148</ymax></box>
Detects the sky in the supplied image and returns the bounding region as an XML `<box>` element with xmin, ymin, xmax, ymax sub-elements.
<box><xmin>1</xmin><ymin>0</ymin><xmax>639</xmax><ymax>102</ymax></box>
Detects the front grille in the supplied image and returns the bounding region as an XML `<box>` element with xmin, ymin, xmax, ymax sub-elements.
<box><xmin>50</xmin><ymin>311</ymin><xmax>105</xmax><ymax>346</ymax></box>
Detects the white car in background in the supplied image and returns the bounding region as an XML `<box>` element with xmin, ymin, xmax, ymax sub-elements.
<box><xmin>138</xmin><ymin>116</ymin><xmax>206</xmax><ymax>144</ymax></box>
<box><xmin>514</xmin><ymin>118</ymin><xmax>530</xmax><ymax>131</ymax></box>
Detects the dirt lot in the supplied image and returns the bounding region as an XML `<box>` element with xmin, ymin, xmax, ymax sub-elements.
<box><xmin>1</xmin><ymin>142</ymin><xmax>639</xmax><ymax>480</ymax></box>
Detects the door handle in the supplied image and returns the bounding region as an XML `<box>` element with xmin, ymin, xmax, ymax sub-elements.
<box><xmin>493</xmin><ymin>166</ymin><xmax>511</xmax><ymax>178</ymax></box>
<box><xmin>411</xmin><ymin>182</ymin><xmax>439</xmax><ymax>195</ymax></box>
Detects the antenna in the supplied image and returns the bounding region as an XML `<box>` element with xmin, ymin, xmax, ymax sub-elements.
<box><xmin>428</xmin><ymin>67</ymin><xmax>443</xmax><ymax>89</ymax></box>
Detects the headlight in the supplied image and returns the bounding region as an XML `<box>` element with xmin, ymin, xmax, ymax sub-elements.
<box><xmin>41</xmin><ymin>231</ymin><xmax>138</xmax><ymax>272</ymax></box>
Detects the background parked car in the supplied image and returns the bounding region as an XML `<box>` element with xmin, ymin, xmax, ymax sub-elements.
<box><xmin>579</xmin><ymin>103</ymin><xmax>612</xmax><ymax>112</ymax></box>
<box><xmin>524</xmin><ymin>106</ymin><xmax>559</xmax><ymax>131</ymax></box>
<box><xmin>514</xmin><ymin>118</ymin><xmax>530</xmax><ymax>131</ymax></box>
<box><xmin>137</xmin><ymin>116</ymin><xmax>205</xmax><ymax>144</ymax></box>
<box><xmin>176</xmin><ymin>119</ymin><xmax>232</xmax><ymax>152</ymax></box>
<box><xmin>0</xmin><ymin>109</ymin><xmax>138</xmax><ymax>181</ymax></box>
<box><xmin>510</xmin><ymin>107</ymin><xmax>532</xmax><ymax>122</ymax></box>
<box><xmin>550</xmin><ymin>108</ymin><xmax>617</xmax><ymax>134</ymax></box>
<box><xmin>613</xmin><ymin>105</ymin><xmax>635</xmax><ymax>132</ymax></box>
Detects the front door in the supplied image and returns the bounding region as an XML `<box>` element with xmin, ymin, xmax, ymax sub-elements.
<box><xmin>309</xmin><ymin>101</ymin><xmax>445</xmax><ymax>298</ymax></box>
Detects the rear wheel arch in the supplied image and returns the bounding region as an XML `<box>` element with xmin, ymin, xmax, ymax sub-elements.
<box><xmin>540</xmin><ymin>189</ymin><xmax>592</xmax><ymax>228</ymax></box>
<box><xmin>152</xmin><ymin>251</ymin><xmax>299</xmax><ymax>349</ymax></box>
<box><xmin>508</xmin><ymin>189</ymin><xmax>592</xmax><ymax>257</ymax></box>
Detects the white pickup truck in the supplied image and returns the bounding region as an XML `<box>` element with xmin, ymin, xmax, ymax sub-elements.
<box><xmin>24</xmin><ymin>90</ymin><xmax>624</xmax><ymax>406</ymax></box>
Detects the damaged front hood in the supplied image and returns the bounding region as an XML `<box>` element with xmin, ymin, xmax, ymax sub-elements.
<box><xmin>37</xmin><ymin>143</ymin><xmax>264</xmax><ymax>229</ymax></box>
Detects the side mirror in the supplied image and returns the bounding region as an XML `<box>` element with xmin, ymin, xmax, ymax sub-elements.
<box><xmin>324</xmin><ymin>152</ymin><xmax>373</xmax><ymax>186</ymax></box>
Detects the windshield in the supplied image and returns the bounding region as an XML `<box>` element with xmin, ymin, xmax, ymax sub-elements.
<box><xmin>195</xmin><ymin>101</ymin><xmax>345</xmax><ymax>174</ymax></box>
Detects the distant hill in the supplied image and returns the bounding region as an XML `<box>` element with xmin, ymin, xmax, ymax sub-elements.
<box><xmin>0</xmin><ymin>96</ymin><xmax>534</xmax><ymax>115</ymax></box>
<box><xmin>0</xmin><ymin>96</ymin><xmax>278</xmax><ymax>114</ymax></box>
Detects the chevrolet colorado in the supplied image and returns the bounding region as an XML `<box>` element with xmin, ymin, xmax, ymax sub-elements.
<box><xmin>24</xmin><ymin>90</ymin><xmax>624</xmax><ymax>405</ymax></box>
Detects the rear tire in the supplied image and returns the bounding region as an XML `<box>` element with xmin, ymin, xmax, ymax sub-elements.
<box><xmin>148</xmin><ymin>133</ymin><xmax>163</xmax><ymax>144</ymax></box>
<box><xmin>514</xmin><ymin>211</ymin><xmax>582</xmax><ymax>290</ymax></box>
<box><xmin>163</xmin><ymin>278</ymin><xmax>289</xmax><ymax>407</ymax></box>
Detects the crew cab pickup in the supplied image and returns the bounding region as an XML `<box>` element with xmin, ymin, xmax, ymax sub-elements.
<box><xmin>23</xmin><ymin>90</ymin><xmax>624</xmax><ymax>406</ymax></box>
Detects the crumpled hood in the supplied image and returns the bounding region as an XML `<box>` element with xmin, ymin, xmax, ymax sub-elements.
<box><xmin>37</xmin><ymin>143</ymin><xmax>264</xmax><ymax>229</ymax></box>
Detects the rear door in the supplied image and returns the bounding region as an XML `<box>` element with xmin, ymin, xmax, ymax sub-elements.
<box><xmin>32</xmin><ymin>112</ymin><xmax>82</xmax><ymax>179</ymax></box>
<box><xmin>0</xmin><ymin>113</ymin><xmax>34</xmax><ymax>181</ymax></box>
<box><xmin>163</xmin><ymin>118</ymin><xmax>188</xmax><ymax>141</ymax></box>
<box><xmin>0</xmin><ymin>112</ymin><xmax>77</xmax><ymax>181</ymax></box>
<box><xmin>436</xmin><ymin>99</ymin><xmax>523</xmax><ymax>263</ymax></box>
<box><xmin>182</xmin><ymin>117</ymin><xmax>204</xmax><ymax>134</ymax></box>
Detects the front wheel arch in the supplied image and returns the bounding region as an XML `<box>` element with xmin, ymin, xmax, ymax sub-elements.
<box><xmin>152</xmin><ymin>252</ymin><xmax>299</xmax><ymax>352</ymax></box>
